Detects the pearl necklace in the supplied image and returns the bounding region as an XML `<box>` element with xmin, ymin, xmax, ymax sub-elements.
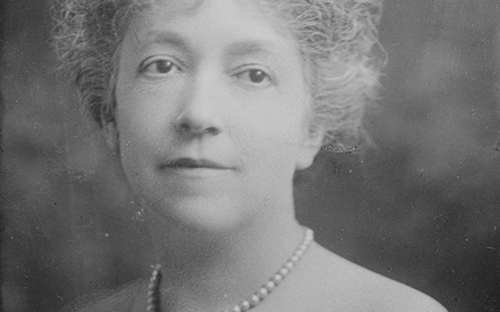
<box><xmin>146</xmin><ymin>228</ymin><xmax>314</xmax><ymax>312</ymax></box>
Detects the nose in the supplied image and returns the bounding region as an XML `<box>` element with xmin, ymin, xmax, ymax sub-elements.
<box><xmin>174</xmin><ymin>70</ymin><xmax>224</xmax><ymax>136</ymax></box>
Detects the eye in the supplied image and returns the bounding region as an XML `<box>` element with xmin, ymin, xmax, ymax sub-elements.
<box><xmin>140</xmin><ymin>57</ymin><xmax>182</xmax><ymax>76</ymax></box>
<box><xmin>235</xmin><ymin>68</ymin><xmax>273</xmax><ymax>87</ymax></box>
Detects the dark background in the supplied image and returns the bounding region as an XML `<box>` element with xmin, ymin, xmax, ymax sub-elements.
<box><xmin>2</xmin><ymin>1</ymin><xmax>500</xmax><ymax>311</ymax></box>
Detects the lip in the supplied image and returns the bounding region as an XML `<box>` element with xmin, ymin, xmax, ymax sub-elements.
<box><xmin>159</xmin><ymin>158</ymin><xmax>234</xmax><ymax>177</ymax></box>
<box><xmin>163</xmin><ymin>158</ymin><xmax>231</xmax><ymax>170</ymax></box>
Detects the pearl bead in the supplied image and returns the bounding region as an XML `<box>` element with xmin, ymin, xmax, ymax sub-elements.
<box><xmin>279</xmin><ymin>267</ymin><xmax>289</xmax><ymax>276</ymax></box>
<box><xmin>250</xmin><ymin>295</ymin><xmax>260</xmax><ymax>306</ymax></box>
<box><xmin>240</xmin><ymin>301</ymin><xmax>251</xmax><ymax>311</ymax></box>
<box><xmin>285</xmin><ymin>261</ymin><xmax>294</xmax><ymax>269</ymax></box>
<box><xmin>272</xmin><ymin>274</ymin><xmax>283</xmax><ymax>284</ymax></box>
<box><xmin>258</xmin><ymin>288</ymin><xmax>268</xmax><ymax>299</ymax></box>
<box><xmin>231</xmin><ymin>306</ymin><xmax>241</xmax><ymax>312</ymax></box>
<box><xmin>265</xmin><ymin>281</ymin><xmax>276</xmax><ymax>291</ymax></box>
<box><xmin>291</xmin><ymin>255</ymin><xmax>299</xmax><ymax>262</ymax></box>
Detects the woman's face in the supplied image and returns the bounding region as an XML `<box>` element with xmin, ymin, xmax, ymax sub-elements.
<box><xmin>111</xmin><ymin>0</ymin><xmax>322</xmax><ymax>231</ymax></box>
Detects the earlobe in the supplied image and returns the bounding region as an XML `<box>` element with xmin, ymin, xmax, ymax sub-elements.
<box><xmin>296</xmin><ymin>127</ymin><xmax>325</xmax><ymax>170</ymax></box>
<box><xmin>103</xmin><ymin>120</ymin><xmax>120</xmax><ymax>157</ymax></box>
<box><xmin>102</xmin><ymin>86</ymin><xmax>120</xmax><ymax>156</ymax></box>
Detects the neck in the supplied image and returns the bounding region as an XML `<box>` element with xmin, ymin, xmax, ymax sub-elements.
<box><xmin>144</xmin><ymin>199</ymin><xmax>304</xmax><ymax>312</ymax></box>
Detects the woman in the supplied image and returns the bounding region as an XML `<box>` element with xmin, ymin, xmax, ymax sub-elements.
<box><xmin>54</xmin><ymin>0</ymin><xmax>448</xmax><ymax>311</ymax></box>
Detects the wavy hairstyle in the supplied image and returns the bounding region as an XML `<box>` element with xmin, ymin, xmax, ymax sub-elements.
<box><xmin>53</xmin><ymin>0</ymin><xmax>385</xmax><ymax>149</ymax></box>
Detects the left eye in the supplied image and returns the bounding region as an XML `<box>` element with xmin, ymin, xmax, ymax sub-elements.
<box><xmin>140</xmin><ymin>58</ymin><xmax>182</xmax><ymax>76</ymax></box>
<box><xmin>235</xmin><ymin>69</ymin><xmax>272</xmax><ymax>86</ymax></box>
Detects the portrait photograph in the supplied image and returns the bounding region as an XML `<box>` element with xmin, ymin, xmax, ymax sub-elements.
<box><xmin>1</xmin><ymin>0</ymin><xmax>500</xmax><ymax>311</ymax></box>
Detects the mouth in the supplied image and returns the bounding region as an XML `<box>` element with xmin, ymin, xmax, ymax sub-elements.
<box><xmin>159</xmin><ymin>158</ymin><xmax>234</xmax><ymax>178</ymax></box>
<box><xmin>163</xmin><ymin>158</ymin><xmax>230</xmax><ymax>170</ymax></box>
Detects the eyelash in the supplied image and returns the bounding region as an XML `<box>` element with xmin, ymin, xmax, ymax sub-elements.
<box><xmin>139</xmin><ymin>57</ymin><xmax>183</xmax><ymax>76</ymax></box>
<box><xmin>139</xmin><ymin>57</ymin><xmax>274</xmax><ymax>87</ymax></box>
<box><xmin>234</xmin><ymin>67</ymin><xmax>274</xmax><ymax>87</ymax></box>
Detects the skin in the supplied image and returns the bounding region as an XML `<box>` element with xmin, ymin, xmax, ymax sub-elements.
<box><xmin>95</xmin><ymin>0</ymin><xmax>450</xmax><ymax>311</ymax></box>
<box><xmin>110</xmin><ymin>0</ymin><xmax>320</xmax><ymax>233</ymax></box>
<box><xmin>106</xmin><ymin>0</ymin><xmax>322</xmax><ymax>310</ymax></box>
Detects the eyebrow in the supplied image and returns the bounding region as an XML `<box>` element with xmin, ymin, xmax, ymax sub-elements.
<box><xmin>143</xmin><ymin>31</ymin><xmax>192</xmax><ymax>52</ymax></box>
<box><xmin>142</xmin><ymin>31</ymin><xmax>279</xmax><ymax>59</ymax></box>
<box><xmin>223</xmin><ymin>40</ymin><xmax>279</xmax><ymax>59</ymax></box>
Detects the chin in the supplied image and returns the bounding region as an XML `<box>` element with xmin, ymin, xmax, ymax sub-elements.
<box><xmin>146</xmin><ymin>194</ymin><xmax>252</xmax><ymax>234</ymax></box>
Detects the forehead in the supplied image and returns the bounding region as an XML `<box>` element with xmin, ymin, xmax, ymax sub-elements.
<box><xmin>124</xmin><ymin>0</ymin><xmax>295</xmax><ymax>54</ymax></box>
<box><xmin>135</xmin><ymin>0</ymin><xmax>204</xmax><ymax>13</ymax></box>
<box><xmin>133</xmin><ymin>0</ymin><xmax>270</xmax><ymax>15</ymax></box>
<box><xmin>129</xmin><ymin>0</ymin><xmax>287</xmax><ymax>34</ymax></box>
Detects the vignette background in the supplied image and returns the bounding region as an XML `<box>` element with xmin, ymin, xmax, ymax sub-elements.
<box><xmin>2</xmin><ymin>1</ymin><xmax>500</xmax><ymax>311</ymax></box>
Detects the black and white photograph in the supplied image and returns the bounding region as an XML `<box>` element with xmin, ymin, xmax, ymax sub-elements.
<box><xmin>2</xmin><ymin>1</ymin><xmax>500</xmax><ymax>311</ymax></box>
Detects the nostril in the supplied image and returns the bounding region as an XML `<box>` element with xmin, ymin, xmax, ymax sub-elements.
<box><xmin>178</xmin><ymin>123</ymin><xmax>191</xmax><ymax>133</ymax></box>
<box><xmin>175</xmin><ymin>122</ymin><xmax>220</xmax><ymax>135</ymax></box>
<box><xmin>206</xmin><ymin>127</ymin><xmax>220</xmax><ymax>135</ymax></box>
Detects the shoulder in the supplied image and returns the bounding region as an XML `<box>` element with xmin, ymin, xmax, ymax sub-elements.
<box><xmin>355</xmin><ymin>270</ymin><xmax>448</xmax><ymax>312</ymax></box>
<box><xmin>294</xmin><ymin>243</ymin><xmax>448</xmax><ymax>312</ymax></box>
<box><xmin>59</xmin><ymin>279</ymin><xmax>147</xmax><ymax>312</ymax></box>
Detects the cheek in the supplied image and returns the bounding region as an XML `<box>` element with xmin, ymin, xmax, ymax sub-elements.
<box><xmin>116</xmin><ymin>122</ymin><xmax>149</xmax><ymax>178</ymax></box>
<box><xmin>256</xmin><ymin>93</ymin><xmax>309</xmax><ymax>141</ymax></box>
<box><xmin>237</xmin><ymin>96</ymin><xmax>309</xmax><ymax>168</ymax></box>
<box><xmin>115</xmin><ymin>121</ymin><xmax>161</xmax><ymax>195</ymax></box>
<box><xmin>114</xmin><ymin>93</ymin><xmax>164</xmax><ymax>176</ymax></box>
<box><xmin>115</xmin><ymin>82</ymin><xmax>178</xmax><ymax>142</ymax></box>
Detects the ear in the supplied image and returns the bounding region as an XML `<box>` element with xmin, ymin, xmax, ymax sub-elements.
<box><xmin>296</xmin><ymin>125</ymin><xmax>325</xmax><ymax>170</ymax></box>
<box><xmin>102</xmin><ymin>86</ymin><xmax>120</xmax><ymax>156</ymax></box>
<box><xmin>103</xmin><ymin>119</ymin><xmax>120</xmax><ymax>157</ymax></box>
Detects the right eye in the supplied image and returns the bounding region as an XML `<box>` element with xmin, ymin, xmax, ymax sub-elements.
<box><xmin>140</xmin><ymin>57</ymin><xmax>182</xmax><ymax>76</ymax></box>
